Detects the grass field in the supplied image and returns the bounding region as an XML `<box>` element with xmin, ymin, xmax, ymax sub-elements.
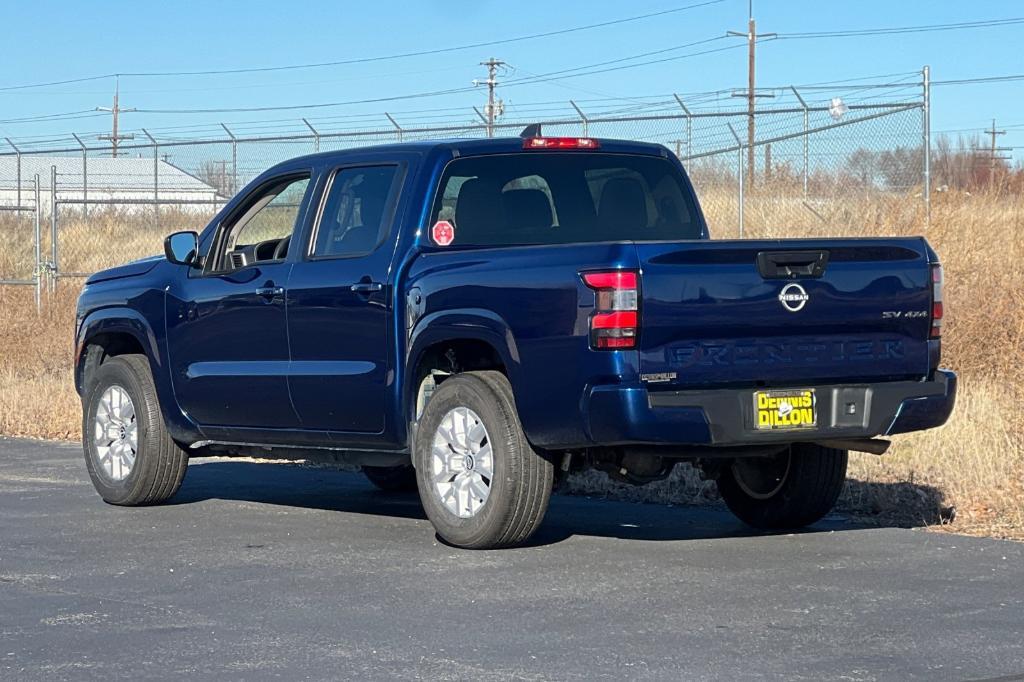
<box><xmin>1</xmin><ymin>189</ymin><xmax>1021</xmax><ymax>539</ymax></box>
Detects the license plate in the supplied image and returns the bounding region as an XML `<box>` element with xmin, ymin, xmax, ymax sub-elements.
<box><xmin>753</xmin><ymin>389</ymin><xmax>817</xmax><ymax>430</ymax></box>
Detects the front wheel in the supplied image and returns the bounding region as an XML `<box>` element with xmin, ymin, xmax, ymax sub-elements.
<box><xmin>717</xmin><ymin>443</ymin><xmax>847</xmax><ymax>529</ymax></box>
<box><xmin>82</xmin><ymin>354</ymin><xmax>188</xmax><ymax>506</ymax></box>
<box><xmin>413</xmin><ymin>371</ymin><xmax>553</xmax><ymax>549</ymax></box>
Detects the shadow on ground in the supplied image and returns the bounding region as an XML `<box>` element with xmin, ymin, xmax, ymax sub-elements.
<box><xmin>166</xmin><ymin>458</ymin><xmax>949</xmax><ymax>547</ymax></box>
<box><xmin>563</xmin><ymin>462</ymin><xmax>955</xmax><ymax>533</ymax></box>
<box><xmin>838</xmin><ymin>477</ymin><xmax>956</xmax><ymax>529</ymax></box>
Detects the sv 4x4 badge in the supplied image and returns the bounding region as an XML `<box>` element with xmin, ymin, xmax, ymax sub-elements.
<box><xmin>882</xmin><ymin>310</ymin><xmax>929</xmax><ymax>319</ymax></box>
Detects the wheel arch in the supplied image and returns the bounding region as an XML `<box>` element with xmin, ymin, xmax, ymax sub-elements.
<box><xmin>404</xmin><ymin>308</ymin><xmax>521</xmax><ymax>428</ymax></box>
<box><xmin>75</xmin><ymin>307</ymin><xmax>199</xmax><ymax>444</ymax></box>
<box><xmin>75</xmin><ymin>308</ymin><xmax>161</xmax><ymax>397</ymax></box>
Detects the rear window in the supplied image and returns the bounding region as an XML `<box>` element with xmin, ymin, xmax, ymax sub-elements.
<box><xmin>431</xmin><ymin>152</ymin><xmax>700</xmax><ymax>246</ymax></box>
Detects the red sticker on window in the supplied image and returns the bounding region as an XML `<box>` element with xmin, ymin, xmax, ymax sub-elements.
<box><xmin>432</xmin><ymin>220</ymin><xmax>455</xmax><ymax>246</ymax></box>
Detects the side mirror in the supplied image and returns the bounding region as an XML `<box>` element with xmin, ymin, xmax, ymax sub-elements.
<box><xmin>164</xmin><ymin>231</ymin><xmax>199</xmax><ymax>267</ymax></box>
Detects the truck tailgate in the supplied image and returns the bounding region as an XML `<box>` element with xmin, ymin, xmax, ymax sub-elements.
<box><xmin>636</xmin><ymin>238</ymin><xmax>934</xmax><ymax>389</ymax></box>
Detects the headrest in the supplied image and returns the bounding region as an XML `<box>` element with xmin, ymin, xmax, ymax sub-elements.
<box><xmin>502</xmin><ymin>189</ymin><xmax>553</xmax><ymax>231</ymax></box>
<box><xmin>455</xmin><ymin>178</ymin><xmax>505</xmax><ymax>239</ymax></box>
<box><xmin>597</xmin><ymin>177</ymin><xmax>648</xmax><ymax>232</ymax></box>
<box><xmin>355</xmin><ymin>171</ymin><xmax>392</xmax><ymax>229</ymax></box>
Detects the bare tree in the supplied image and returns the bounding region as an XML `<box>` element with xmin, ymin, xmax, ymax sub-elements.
<box><xmin>195</xmin><ymin>160</ymin><xmax>233</xmax><ymax>196</ymax></box>
<box><xmin>847</xmin><ymin>149</ymin><xmax>879</xmax><ymax>188</ymax></box>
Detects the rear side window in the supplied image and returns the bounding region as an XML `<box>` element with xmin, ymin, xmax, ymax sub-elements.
<box><xmin>432</xmin><ymin>153</ymin><xmax>699</xmax><ymax>246</ymax></box>
<box><xmin>311</xmin><ymin>165</ymin><xmax>399</xmax><ymax>258</ymax></box>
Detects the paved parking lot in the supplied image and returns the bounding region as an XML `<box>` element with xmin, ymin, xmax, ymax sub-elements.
<box><xmin>2</xmin><ymin>436</ymin><xmax>1023</xmax><ymax>681</ymax></box>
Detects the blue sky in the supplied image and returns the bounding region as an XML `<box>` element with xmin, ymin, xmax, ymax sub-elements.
<box><xmin>1</xmin><ymin>0</ymin><xmax>1021</xmax><ymax>159</ymax></box>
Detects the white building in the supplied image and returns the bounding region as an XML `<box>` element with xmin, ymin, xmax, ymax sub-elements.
<box><xmin>0</xmin><ymin>156</ymin><xmax>225</xmax><ymax>210</ymax></box>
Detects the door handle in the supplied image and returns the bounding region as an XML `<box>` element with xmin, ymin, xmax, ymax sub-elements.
<box><xmin>350</xmin><ymin>281</ymin><xmax>383</xmax><ymax>294</ymax></box>
<box><xmin>256</xmin><ymin>285</ymin><xmax>285</xmax><ymax>300</ymax></box>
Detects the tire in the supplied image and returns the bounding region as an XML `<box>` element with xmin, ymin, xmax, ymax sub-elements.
<box><xmin>717</xmin><ymin>443</ymin><xmax>847</xmax><ymax>530</ymax></box>
<box><xmin>413</xmin><ymin>371</ymin><xmax>553</xmax><ymax>549</ymax></box>
<box><xmin>82</xmin><ymin>354</ymin><xmax>188</xmax><ymax>506</ymax></box>
<box><xmin>363</xmin><ymin>464</ymin><xmax>418</xmax><ymax>493</ymax></box>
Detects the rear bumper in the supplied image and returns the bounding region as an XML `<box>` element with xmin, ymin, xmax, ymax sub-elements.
<box><xmin>584</xmin><ymin>369</ymin><xmax>957</xmax><ymax>447</ymax></box>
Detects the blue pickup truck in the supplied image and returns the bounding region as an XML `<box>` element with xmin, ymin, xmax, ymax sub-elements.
<box><xmin>75</xmin><ymin>131</ymin><xmax>956</xmax><ymax>548</ymax></box>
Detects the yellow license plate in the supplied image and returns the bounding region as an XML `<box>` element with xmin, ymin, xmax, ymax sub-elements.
<box><xmin>753</xmin><ymin>389</ymin><xmax>817</xmax><ymax>430</ymax></box>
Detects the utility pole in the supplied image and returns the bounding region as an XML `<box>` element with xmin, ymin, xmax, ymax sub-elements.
<box><xmin>476</xmin><ymin>58</ymin><xmax>507</xmax><ymax>138</ymax></box>
<box><xmin>986</xmin><ymin>119</ymin><xmax>1011</xmax><ymax>186</ymax></box>
<box><xmin>728</xmin><ymin>1</ymin><xmax>775</xmax><ymax>187</ymax></box>
<box><xmin>96</xmin><ymin>76</ymin><xmax>135</xmax><ymax>158</ymax></box>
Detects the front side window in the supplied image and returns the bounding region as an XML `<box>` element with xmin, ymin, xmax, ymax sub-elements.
<box><xmin>216</xmin><ymin>175</ymin><xmax>310</xmax><ymax>271</ymax></box>
<box><xmin>311</xmin><ymin>165</ymin><xmax>399</xmax><ymax>258</ymax></box>
<box><xmin>432</xmin><ymin>153</ymin><xmax>699</xmax><ymax>247</ymax></box>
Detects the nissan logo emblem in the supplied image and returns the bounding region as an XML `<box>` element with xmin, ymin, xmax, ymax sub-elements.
<box><xmin>778</xmin><ymin>283</ymin><xmax>809</xmax><ymax>312</ymax></box>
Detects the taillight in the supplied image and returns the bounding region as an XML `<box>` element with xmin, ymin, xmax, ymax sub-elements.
<box><xmin>582</xmin><ymin>270</ymin><xmax>638</xmax><ymax>350</ymax></box>
<box><xmin>523</xmin><ymin>137</ymin><xmax>600</xmax><ymax>150</ymax></box>
<box><xmin>930</xmin><ymin>263</ymin><xmax>943</xmax><ymax>339</ymax></box>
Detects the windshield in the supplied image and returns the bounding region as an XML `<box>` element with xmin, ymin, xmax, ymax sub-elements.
<box><xmin>431</xmin><ymin>152</ymin><xmax>701</xmax><ymax>246</ymax></box>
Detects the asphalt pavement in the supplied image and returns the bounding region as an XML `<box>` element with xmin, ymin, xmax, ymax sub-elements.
<box><xmin>1</xmin><ymin>436</ymin><xmax>1022</xmax><ymax>681</ymax></box>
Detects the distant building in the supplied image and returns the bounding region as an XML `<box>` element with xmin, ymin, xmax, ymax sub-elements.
<box><xmin>0</xmin><ymin>156</ymin><xmax>225</xmax><ymax>210</ymax></box>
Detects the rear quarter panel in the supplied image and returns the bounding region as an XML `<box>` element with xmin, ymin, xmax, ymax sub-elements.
<box><xmin>405</xmin><ymin>243</ymin><xmax>641</xmax><ymax>447</ymax></box>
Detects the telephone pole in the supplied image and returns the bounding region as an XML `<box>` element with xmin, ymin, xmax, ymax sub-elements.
<box><xmin>96</xmin><ymin>76</ymin><xmax>135</xmax><ymax>158</ymax></box>
<box><xmin>728</xmin><ymin>1</ymin><xmax>775</xmax><ymax>186</ymax></box>
<box><xmin>986</xmin><ymin>119</ymin><xmax>1011</xmax><ymax>186</ymax></box>
<box><xmin>476</xmin><ymin>58</ymin><xmax>507</xmax><ymax>138</ymax></box>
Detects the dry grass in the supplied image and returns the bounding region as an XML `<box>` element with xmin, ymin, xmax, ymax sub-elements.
<box><xmin>1</xmin><ymin>190</ymin><xmax>1022</xmax><ymax>539</ymax></box>
<box><xmin>0</xmin><ymin>207</ymin><xmax>216</xmax><ymax>279</ymax></box>
<box><xmin>0</xmin><ymin>285</ymin><xmax>81</xmax><ymax>440</ymax></box>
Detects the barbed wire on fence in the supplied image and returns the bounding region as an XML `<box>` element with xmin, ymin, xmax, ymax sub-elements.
<box><xmin>0</xmin><ymin>90</ymin><xmax>929</xmax><ymax>296</ymax></box>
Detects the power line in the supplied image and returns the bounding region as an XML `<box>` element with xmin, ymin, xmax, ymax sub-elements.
<box><xmin>502</xmin><ymin>40</ymin><xmax>749</xmax><ymax>89</ymax></box>
<box><xmin>119</xmin><ymin>0</ymin><xmax>727</xmax><ymax>77</ymax></box>
<box><xmin>507</xmin><ymin>66</ymin><xmax>656</xmax><ymax>104</ymax></box>
<box><xmin>0</xmin><ymin>110</ymin><xmax>106</xmax><ymax>125</ymax></box>
<box><xmin>145</xmin><ymin>38</ymin><xmax>743</xmax><ymax>116</ymax></box>
<box><xmin>0</xmin><ymin>0</ymin><xmax>725</xmax><ymax>92</ymax></box>
<box><xmin>0</xmin><ymin>65</ymin><xmax>483</xmax><ymax>98</ymax></box>
<box><xmin>133</xmin><ymin>85</ymin><xmax>479</xmax><ymax>115</ymax></box>
<box><xmin>932</xmin><ymin>74</ymin><xmax>1024</xmax><ymax>86</ymax></box>
<box><xmin>129</xmin><ymin>40</ymin><xmax>748</xmax><ymax>116</ymax></box>
<box><xmin>48</xmin><ymin>96</ymin><xmax>666</xmax><ymax>137</ymax></box>
<box><xmin>504</xmin><ymin>36</ymin><xmax>725</xmax><ymax>85</ymax></box>
<box><xmin>776</xmin><ymin>71</ymin><xmax>922</xmax><ymax>88</ymax></box>
<box><xmin>0</xmin><ymin>74</ymin><xmax>115</xmax><ymax>93</ymax></box>
<box><xmin>775</xmin><ymin>17</ymin><xmax>1024</xmax><ymax>40</ymax></box>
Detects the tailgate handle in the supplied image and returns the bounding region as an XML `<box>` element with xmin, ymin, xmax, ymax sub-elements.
<box><xmin>756</xmin><ymin>250</ymin><xmax>830</xmax><ymax>279</ymax></box>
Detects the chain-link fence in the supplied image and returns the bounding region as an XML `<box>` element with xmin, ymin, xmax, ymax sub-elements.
<box><xmin>0</xmin><ymin>173</ymin><xmax>42</xmax><ymax>309</ymax></box>
<box><xmin>688</xmin><ymin>102</ymin><xmax>926</xmax><ymax>237</ymax></box>
<box><xmin>0</xmin><ymin>89</ymin><xmax>929</xmax><ymax>300</ymax></box>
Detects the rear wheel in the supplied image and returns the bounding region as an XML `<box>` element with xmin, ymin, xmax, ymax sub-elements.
<box><xmin>82</xmin><ymin>354</ymin><xmax>188</xmax><ymax>506</ymax></box>
<box><xmin>717</xmin><ymin>443</ymin><xmax>847</xmax><ymax>529</ymax></box>
<box><xmin>413</xmin><ymin>371</ymin><xmax>553</xmax><ymax>549</ymax></box>
<box><xmin>362</xmin><ymin>464</ymin><xmax>417</xmax><ymax>492</ymax></box>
